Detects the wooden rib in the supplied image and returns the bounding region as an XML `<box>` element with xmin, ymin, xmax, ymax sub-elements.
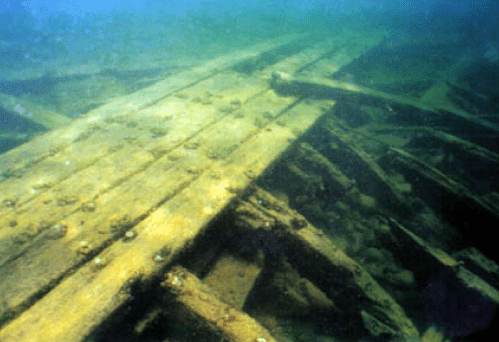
<box><xmin>162</xmin><ymin>266</ymin><xmax>278</xmax><ymax>342</ymax></box>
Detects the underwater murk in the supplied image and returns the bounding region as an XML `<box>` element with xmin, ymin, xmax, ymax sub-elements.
<box><xmin>0</xmin><ymin>1</ymin><xmax>498</xmax><ymax>342</ymax></box>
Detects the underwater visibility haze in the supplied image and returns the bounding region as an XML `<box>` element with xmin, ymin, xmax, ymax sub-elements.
<box><xmin>1</xmin><ymin>1</ymin><xmax>499</xmax><ymax>342</ymax></box>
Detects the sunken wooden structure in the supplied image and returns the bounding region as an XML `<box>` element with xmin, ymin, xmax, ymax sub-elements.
<box><xmin>1</xmin><ymin>30</ymin><xmax>499</xmax><ymax>342</ymax></box>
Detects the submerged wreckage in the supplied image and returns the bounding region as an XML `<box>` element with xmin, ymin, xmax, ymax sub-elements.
<box><xmin>1</xmin><ymin>31</ymin><xmax>499</xmax><ymax>342</ymax></box>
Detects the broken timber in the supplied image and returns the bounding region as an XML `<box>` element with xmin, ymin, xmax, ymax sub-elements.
<box><xmin>270</xmin><ymin>71</ymin><xmax>499</xmax><ymax>136</ymax></box>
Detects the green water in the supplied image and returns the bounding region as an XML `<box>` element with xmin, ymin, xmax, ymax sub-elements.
<box><xmin>1</xmin><ymin>1</ymin><xmax>499</xmax><ymax>341</ymax></box>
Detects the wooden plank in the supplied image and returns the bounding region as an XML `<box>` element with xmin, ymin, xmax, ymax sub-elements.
<box><xmin>0</xmin><ymin>58</ymin><xmax>196</xmax><ymax>84</ymax></box>
<box><xmin>0</xmin><ymin>92</ymin><xmax>71</xmax><ymax>129</ymax></box>
<box><xmin>0</xmin><ymin>34</ymin><xmax>304</xmax><ymax>176</ymax></box>
<box><xmin>270</xmin><ymin>71</ymin><xmax>499</xmax><ymax>136</ymax></box>
<box><xmin>270</xmin><ymin>71</ymin><xmax>440</xmax><ymax>112</ymax></box>
<box><xmin>162</xmin><ymin>266</ymin><xmax>279</xmax><ymax>342</ymax></box>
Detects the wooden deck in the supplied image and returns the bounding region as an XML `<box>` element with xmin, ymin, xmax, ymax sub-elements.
<box><xmin>1</xmin><ymin>29</ymin><xmax>499</xmax><ymax>342</ymax></box>
<box><xmin>0</xmin><ymin>32</ymin><xmax>373</xmax><ymax>341</ymax></box>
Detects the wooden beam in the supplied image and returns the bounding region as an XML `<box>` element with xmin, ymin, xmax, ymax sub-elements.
<box><xmin>0</xmin><ymin>93</ymin><xmax>71</xmax><ymax>130</ymax></box>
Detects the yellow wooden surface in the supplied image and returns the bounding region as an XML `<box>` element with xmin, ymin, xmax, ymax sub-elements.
<box><xmin>163</xmin><ymin>266</ymin><xmax>279</xmax><ymax>342</ymax></box>
<box><xmin>0</xmin><ymin>34</ymin><xmax>305</xmax><ymax>175</ymax></box>
<box><xmin>0</xmin><ymin>30</ymin><xmax>387</xmax><ymax>341</ymax></box>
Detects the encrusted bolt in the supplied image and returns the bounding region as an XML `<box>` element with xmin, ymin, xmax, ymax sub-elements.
<box><xmin>123</xmin><ymin>230</ymin><xmax>136</xmax><ymax>241</ymax></box>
